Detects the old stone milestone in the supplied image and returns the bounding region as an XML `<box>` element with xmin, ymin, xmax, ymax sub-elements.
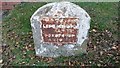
<box><xmin>30</xmin><ymin>2</ymin><xmax>91</xmax><ymax>57</ymax></box>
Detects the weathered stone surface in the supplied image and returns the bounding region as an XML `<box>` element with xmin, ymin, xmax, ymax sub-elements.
<box><xmin>30</xmin><ymin>2</ymin><xmax>91</xmax><ymax>57</ymax></box>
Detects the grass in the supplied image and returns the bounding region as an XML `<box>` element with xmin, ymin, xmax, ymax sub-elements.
<box><xmin>2</xmin><ymin>2</ymin><xmax>119</xmax><ymax>66</ymax></box>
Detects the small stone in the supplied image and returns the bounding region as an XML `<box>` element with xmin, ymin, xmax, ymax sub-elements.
<box><xmin>16</xmin><ymin>42</ymin><xmax>19</xmax><ymax>45</ymax></box>
<box><xmin>29</xmin><ymin>44</ymin><xmax>32</xmax><ymax>47</ymax></box>
<box><xmin>92</xmin><ymin>29</ymin><xmax>97</xmax><ymax>32</ymax></box>
<box><xmin>112</xmin><ymin>46</ymin><xmax>117</xmax><ymax>50</ymax></box>
<box><xmin>89</xmin><ymin>61</ymin><xmax>92</xmax><ymax>63</ymax></box>
<box><xmin>15</xmin><ymin>35</ymin><xmax>18</xmax><ymax>38</ymax></box>
<box><xmin>97</xmin><ymin>64</ymin><xmax>101</xmax><ymax>66</ymax></box>
<box><xmin>33</xmin><ymin>64</ymin><xmax>36</xmax><ymax>65</ymax></box>
<box><xmin>0</xmin><ymin>59</ymin><xmax>3</xmax><ymax>64</ymax></box>
<box><xmin>115</xmin><ymin>61</ymin><xmax>119</xmax><ymax>63</ymax></box>
<box><xmin>37</xmin><ymin>61</ymin><xmax>40</xmax><ymax>62</ymax></box>
<box><xmin>105</xmin><ymin>41</ymin><xmax>108</xmax><ymax>43</ymax></box>
<box><xmin>96</xmin><ymin>41</ymin><xmax>99</xmax><ymax>44</ymax></box>
<box><xmin>100</xmin><ymin>51</ymin><xmax>103</xmax><ymax>55</ymax></box>
<box><xmin>68</xmin><ymin>61</ymin><xmax>71</xmax><ymax>65</ymax></box>
<box><xmin>105</xmin><ymin>30</ymin><xmax>108</xmax><ymax>32</ymax></box>
<box><xmin>22</xmin><ymin>62</ymin><xmax>25</xmax><ymax>64</ymax></box>
<box><xmin>94</xmin><ymin>45</ymin><xmax>97</xmax><ymax>49</ymax></box>
<box><xmin>29</xmin><ymin>32</ymin><xmax>32</xmax><ymax>34</ymax></box>
<box><xmin>81</xmin><ymin>63</ymin><xmax>85</xmax><ymax>66</ymax></box>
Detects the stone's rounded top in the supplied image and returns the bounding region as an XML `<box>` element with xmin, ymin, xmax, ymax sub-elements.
<box><xmin>30</xmin><ymin>1</ymin><xmax>91</xmax><ymax>21</ymax></box>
